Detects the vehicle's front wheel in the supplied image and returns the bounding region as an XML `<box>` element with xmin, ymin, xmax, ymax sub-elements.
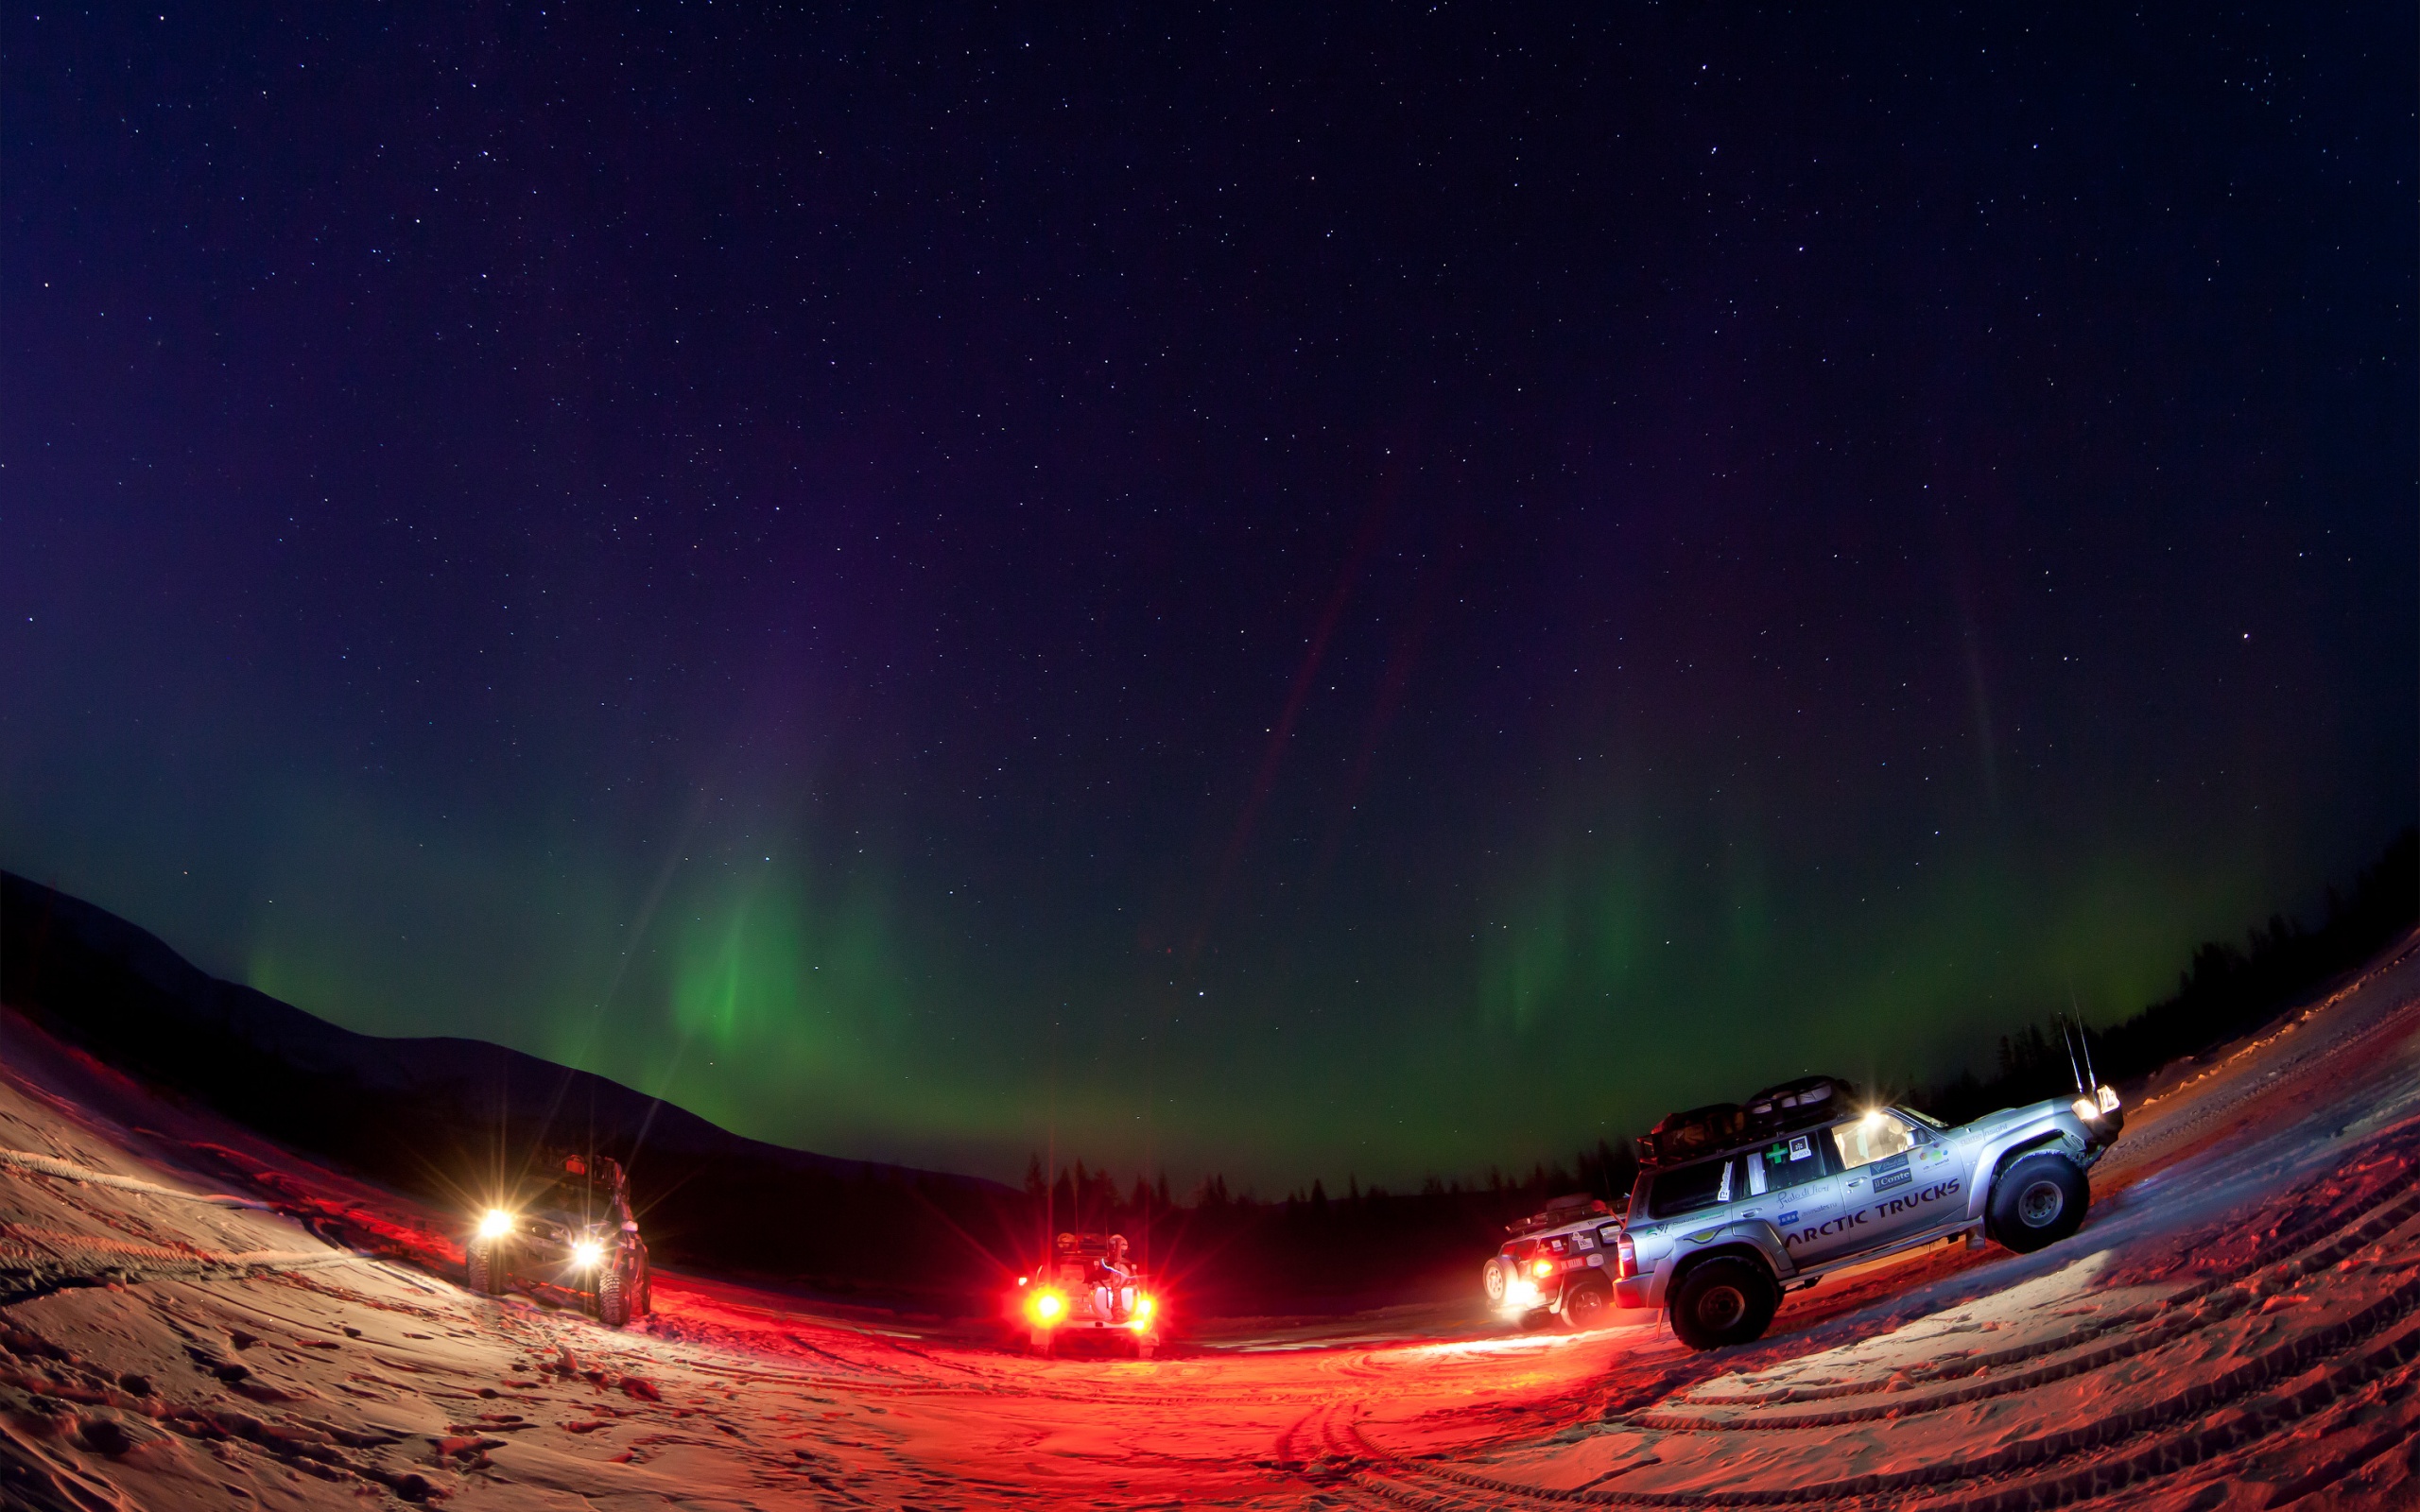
<box><xmin>466</xmin><ymin>1239</ymin><xmax>503</xmax><ymax>1297</ymax></box>
<box><xmin>1668</xmin><ymin>1257</ymin><xmax>1778</xmax><ymax>1350</ymax></box>
<box><xmin>1560</xmin><ymin>1280</ymin><xmax>1613</xmax><ymax>1332</ymax></box>
<box><xmin>1481</xmin><ymin>1256</ymin><xmax>1512</xmax><ymax>1306</ymax></box>
<box><xmin>1988</xmin><ymin>1152</ymin><xmax>2088</xmax><ymax>1253</ymax></box>
<box><xmin>598</xmin><ymin>1263</ymin><xmax>631</xmax><ymax>1328</ymax></box>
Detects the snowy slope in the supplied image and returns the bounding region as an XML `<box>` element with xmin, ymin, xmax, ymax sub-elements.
<box><xmin>1</xmin><ymin>930</ymin><xmax>2414</xmax><ymax>1510</ymax></box>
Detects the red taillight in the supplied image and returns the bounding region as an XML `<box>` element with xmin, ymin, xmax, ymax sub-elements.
<box><xmin>1616</xmin><ymin>1236</ymin><xmax>1637</xmax><ymax>1280</ymax></box>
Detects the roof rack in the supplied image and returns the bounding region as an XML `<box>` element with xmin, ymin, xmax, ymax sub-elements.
<box><xmin>1742</xmin><ymin>1075</ymin><xmax>1855</xmax><ymax>1134</ymax></box>
<box><xmin>1636</xmin><ymin>1076</ymin><xmax>1863</xmax><ymax>1168</ymax></box>
<box><xmin>1505</xmin><ymin>1193</ymin><xmax>1612</xmax><ymax>1237</ymax></box>
<box><xmin>1634</xmin><ymin>1102</ymin><xmax>1747</xmax><ymax>1168</ymax></box>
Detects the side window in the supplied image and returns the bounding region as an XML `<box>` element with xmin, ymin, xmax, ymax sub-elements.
<box><xmin>1647</xmin><ymin>1156</ymin><xmax>1738</xmax><ymax>1219</ymax></box>
<box><xmin>1750</xmin><ymin>1131</ymin><xmax>1827</xmax><ymax>1187</ymax></box>
<box><xmin>1831</xmin><ymin>1110</ymin><xmax>1922</xmax><ymax>1170</ymax></box>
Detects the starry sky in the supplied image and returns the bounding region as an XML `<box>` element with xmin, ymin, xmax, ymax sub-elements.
<box><xmin>4</xmin><ymin>5</ymin><xmax>2412</xmax><ymax>1189</ymax></box>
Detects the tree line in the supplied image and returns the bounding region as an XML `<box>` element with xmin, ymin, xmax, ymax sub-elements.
<box><xmin>1912</xmin><ymin>826</ymin><xmax>2415</xmax><ymax>1125</ymax></box>
<box><xmin>989</xmin><ymin>826</ymin><xmax>2415</xmax><ymax>1318</ymax></box>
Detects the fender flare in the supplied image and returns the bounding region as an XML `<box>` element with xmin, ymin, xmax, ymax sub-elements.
<box><xmin>1965</xmin><ymin>1130</ymin><xmax>2079</xmax><ymax>1224</ymax></box>
<box><xmin>1724</xmin><ymin>1218</ymin><xmax>1801</xmax><ymax>1280</ymax></box>
<box><xmin>1667</xmin><ymin>1233</ymin><xmax>1789</xmax><ymax>1298</ymax></box>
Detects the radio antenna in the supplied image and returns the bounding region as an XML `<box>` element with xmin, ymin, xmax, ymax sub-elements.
<box><xmin>2069</xmin><ymin>988</ymin><xmax>2099</xmax><ymax>1089</ymax></box>
<box><xmin>2057</xmin><ymin>1011</ymin><xmax>2084</xmax><ymax>1094</ymax></box>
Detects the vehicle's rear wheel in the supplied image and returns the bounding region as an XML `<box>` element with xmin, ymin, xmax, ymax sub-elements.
<box><xmin>1987</xmin><ymin>1152</ymin><xmax>2088</xmax><ymax>1253</ymax></box>
<box><xmin>1560</xmin><ymin>1280</ymin><xmax>1613</xmax><ymax>1332</ymax></box>
<box><xmin>1668</xmin><ymin>1257</ymin><xmax>1778</xmax><ymax>1350</ymax></box>
<box><xmin>598</xmin><ymin>1263</ymin><xmax>631</xmax><ymax>1328</ymax></box>
<box><xmin>1481</xmin><ymin>1256</ymin><xmax>1512</xmax><ymax>1305</ymax></box>
<box><xmin>466</xmin><ymin>1239</ymin><xmax>502</xmax><ymax>1297</ymax></box>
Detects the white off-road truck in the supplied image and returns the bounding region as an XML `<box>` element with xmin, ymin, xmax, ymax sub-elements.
<box><xmin>1613</xmin><ymin>1073</ymin><xmax>2123</xmax><ymax>1349</ymax></box>
<box><xmin>1481</xmin><ymin>1193</ymin><xmax>1624</xmax><ymax>1332</ymax></box>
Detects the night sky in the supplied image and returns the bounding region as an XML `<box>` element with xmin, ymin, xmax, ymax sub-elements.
<box><xmin>5</xmin><ymin>6</ymin><xmax>2411</xmax><ymax>1190</ymax></box>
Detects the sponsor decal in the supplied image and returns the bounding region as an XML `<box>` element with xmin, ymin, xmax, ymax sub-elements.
<box><xmin>1781</xmin><ymin>1177</ymin><xmax>1962</xmax><ymax>1248</ymax></box>
<box><xmin>1776</xmin><ymin>1211</ymin><xmax>1799</xmax><ymax>1226</ymax></box>
<box><xmin>1875</xmin><ymin>1168</ymin><xmax>1913</xmax><ymax>1192</ymax></box>
<box><xmin>1789</xmin><ymin>1135</ymin><xmax>1812</xmax><ymax>1160</ymax></box>
<box><xmin>1872</xmin><ymin>1177</ymin><xmax>1960</xmax><ymax>1218</ymax></box>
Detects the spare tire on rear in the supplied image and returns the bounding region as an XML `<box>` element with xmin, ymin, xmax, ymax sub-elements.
<box><xmin>1481</xmin><ymin>1256</ymin><xmax>1512</xmax><ymax>1305</ymax></box>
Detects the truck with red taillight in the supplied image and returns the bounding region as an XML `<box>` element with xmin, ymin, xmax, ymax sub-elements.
<box><xmin>1480</xmin><ymin>1193</ymin><xmax>1621</xmax><ymax>1332</ymax></box>
<box><xmin>1007</xmin><ymin>1231</ymin><xmax>1164</xmax><ymax>1358</ymax></box>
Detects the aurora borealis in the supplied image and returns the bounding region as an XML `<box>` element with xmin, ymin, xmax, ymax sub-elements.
<box><xmin>3</xmin><ymin>6</ymin><xmax>2411</xmax><ymax>1190</ymax></box>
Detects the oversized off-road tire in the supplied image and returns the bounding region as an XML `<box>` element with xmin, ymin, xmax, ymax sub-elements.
<box><xmin>1481</xmin><ymin>1256</ymin><xmax>1512</xmax><ymax>1305</ymax></box>
<box><xmin>1668</xmin><ymin>1257</ymin><xmax>1778</xmax><ymax>1350</ymax></box>
<box><xmin>1560</xmin><ymin>1279</ymin><xmax>1613</xmax><ymax>1332</ymax></box>
<box><xmin>598</xmin><ymin>1263</ymin><xmax>631</xmax><ymax>1328</ymax></box>
<box><xmin>1988</xmin><ymin>1151</ymin><xmax>2088</xmax><ymax>1253</ymax></box>
<box><xmin>466</xmin><ymin>1240</ymin><xmax>502</xmax><ymax>1297</ymax></box>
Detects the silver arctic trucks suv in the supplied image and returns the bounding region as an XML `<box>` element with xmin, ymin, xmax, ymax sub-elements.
<box><xmin>1612</xmin><ymin>1074</ymin><xmax>2124</xmax><ymax>1349</ymax></box>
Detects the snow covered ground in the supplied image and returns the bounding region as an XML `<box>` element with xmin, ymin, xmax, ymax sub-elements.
<box><xmin>3</xmin><ymin>933</ymin><xmax>2416</xmax><ymax>1510</ymax></box>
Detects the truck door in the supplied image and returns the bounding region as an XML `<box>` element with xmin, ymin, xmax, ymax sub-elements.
<box><xmin>1824</xmin><ymin>1109</ymin><xmax>1957</xmax><ymax>1253</ymax></box>
<box><xmin>1749</xmin><ymin>1129</ymin><xmax>1841</xmax><ymax>1267</ymax></box>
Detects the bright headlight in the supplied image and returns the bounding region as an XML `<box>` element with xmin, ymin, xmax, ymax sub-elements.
<box><xmin>2071</xmin><ymin>1097</ymin><xmax>2100</xmax><ymax>1122</ymax></box>
<box><xmin>1028</xmin><ymin>1290</ymin><xmax>1065</xmax><ymax>1324</ymax></box>
<box><xmin>1133</xmin><ymin>1296</ymin><xmax>1155</xmax><ymax>1321</ymax></box>
<box><xmin>572</xmin><ymin>1239</ymin><xmax>605</xmax><ymax>1269</ymax></box>
<box><xmin>476</xmin><ymin>1210</ymin><xmax>514</xmax><ymax>1241</ymax></box>
<box><xmin>2098</xmin><ymin>1085</ymin><xmax>2120</xmax><ymax>1112</ymax></box>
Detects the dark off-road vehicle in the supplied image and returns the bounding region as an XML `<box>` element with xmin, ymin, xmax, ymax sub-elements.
<box><xmin>465</xmin><ymin>1150</ymin><xmax>652</xmax><ymax>1328</ymax></box>
<box><xmin>1007</xmin><ymin>1231</ymin><xmax>1163</xmax><ymax>1358</ymax></box>
<box><xmin>1615</xmin><ymin>1074</ymin><xmax>2123</xmax><ymax>1349</ymax></box>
